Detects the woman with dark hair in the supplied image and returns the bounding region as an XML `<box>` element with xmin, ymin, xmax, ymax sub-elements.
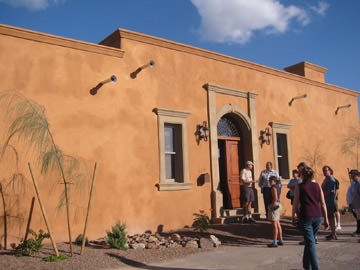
<box><xmin>292</xmin><ymin>167</ymin><xmax>329</xmax><ymax>270</ymax></box>
<box><xmin>267</xmin><ymin>175</ymin><xmax>283</xmax><ymax>247</ymax></box>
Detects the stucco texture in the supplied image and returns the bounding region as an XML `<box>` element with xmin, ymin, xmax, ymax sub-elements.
<box><xmin>0</xmin><ymin>25</ymin><xmax>358</xmax><ymax>244</ymax></box>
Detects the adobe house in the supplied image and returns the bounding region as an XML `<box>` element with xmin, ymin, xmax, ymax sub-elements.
<box><xmin>0</xmin><ymin>24</ymin><xmax>358</xmax><ymax>243</ymax></box>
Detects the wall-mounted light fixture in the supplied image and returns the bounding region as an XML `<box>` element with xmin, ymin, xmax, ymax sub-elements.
<box><xmin>288</xmin><ymin>94</ymin><xmax>307</xmax><ymax>106</ymax></box>
<box><xmin>259</xmin><ymin>126</ymin><xmax>272</xmax><ymax>147</ymax></box>
<box><xmin>130</xmin><ymin>60</ymin><xmax>155</xmax><ymax>79</ymax></box>
<box><xmin>335</xmin><ymin>104</ymin><xmax>351</xmax><ymax>115</ymax></box>
<box><xmin>90</xmin><ymin>75</ymin><xmax>117</xmax><ymax>95</ymax></box>
<box><xmin>196</xmin><ymin>121</ymin><xmax>209</xmax><ymax>142</ymax></box>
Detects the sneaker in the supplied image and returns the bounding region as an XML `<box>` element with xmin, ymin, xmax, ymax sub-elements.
<box><xmin>277</xmin><ymin>240</ymin><xmax>284</xmax><ymax>246</ymax></box>
<box><xmin>336</xmin><ymin>225</ymin><xmax>342</xmax><ymax>231</ymax></box>
<box><xmin>326</xmin><ymin>234</ymin><xmax>338</xmax><ymax>240</ymax></box>
<box><xmin>248</xmin><ymin>217</ymin><xmax>256</xmax><ymax>223</ymax></box>
<box><xmin>242</xmin><ymin>217</ymin><xmax>249</xmax><ymax>223</ymax></box>
<box><xmin>267</xmin><ymin>243</ymin><xmax>278</xmax><ymax>248</ymax></box>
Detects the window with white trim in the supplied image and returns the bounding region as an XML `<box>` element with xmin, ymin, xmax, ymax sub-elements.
<box><xmin>155</xmin><ymin>108</ymin><xmax>192</xmax><ymax>191</ymax></box>
<box><xmin>276</xmin><ymin>133</ymin><xmax>290</xmax><ymax>179</ymax></box>
<box><xmin>271</xmin><ymin>122</ymin><xmax>292</xmax><ymax>180</ymax></box>
<box><xmin>165</xmin><ymin>124</ymin><xmax>183</xmax><ymax>182</ymax></box>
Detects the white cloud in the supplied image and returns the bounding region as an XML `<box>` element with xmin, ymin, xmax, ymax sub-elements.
<box><xmin>0</xmin><ymin>0</ymin><xmax>61</xmax><ymax>10</ymax></box>
<box><xmin>190</xmin><ymin>0</ymin><xmax>312</xmax><ymax>44</ymax></box>
<box><xmin>310</xmin><ymin>1</ymin><xmax>329</xmax><ymax>16</ymax></box>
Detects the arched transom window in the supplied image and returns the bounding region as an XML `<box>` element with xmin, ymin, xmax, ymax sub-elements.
<box><xmin>217</xmin><ymin>116</ymin><xmax>240</xmax><ymax>137</ymax></box>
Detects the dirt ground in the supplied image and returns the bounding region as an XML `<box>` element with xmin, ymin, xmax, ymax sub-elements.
<box><xmin>0</xmin><ymin>214</ymin><xmax>356</xmax><ymax>270</ymax></box>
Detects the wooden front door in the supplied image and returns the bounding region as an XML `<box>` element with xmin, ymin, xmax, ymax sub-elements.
<box><xmin>223</xmin><ymin>137</ymin><xmax>242</xmax><ymax>208</ymax></box>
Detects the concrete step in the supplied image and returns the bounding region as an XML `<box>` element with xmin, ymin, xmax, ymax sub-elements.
<box><xmin>217</xmin><ymin>208</ymin><xmax>261</xmax><ymax>224</ymax></box>
<box><xmin>220</xmin><ymin>208</ymin><xmax>243</xmax><ymax>217</ymax></box>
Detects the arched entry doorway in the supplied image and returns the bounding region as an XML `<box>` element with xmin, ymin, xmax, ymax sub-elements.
<box><xmin>217</xmin><ymin>113</ymin><xmax>253</xmax><ymax>209</ymax></box>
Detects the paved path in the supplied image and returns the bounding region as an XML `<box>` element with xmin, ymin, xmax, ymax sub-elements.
<box><xmin>120</xmin><ymin>224</ymin><xmax>360</xmax><ymax>270</ymax></box>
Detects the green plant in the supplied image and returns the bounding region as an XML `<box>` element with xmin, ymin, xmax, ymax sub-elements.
<box><xmin>42</xmin><ymin>254</ymin><xmax>69</xmax><ymax>262</ymax></box>
<box><xmin>341</xmin><ymin>206</ymin><xmax>348</xmax><ymax>215</ymax></box>
<box><xmin>106</xmin><ymin>222</ymin><xmax>127</xmax><ymax>249</ymax></box>
<box><xmin>75</xmin><ymin>233</ymin><xmax>88</xmax><ymax>246</ymax></box>
<box><xmin>15</xmin><ymin>229</ymin><xmax>49</xmax><ymax>256</ymax></box>
<box><xmin>0</xmin><ymin>90</ymin><xmax>90</xmax><ymax>256</ymax></box>
<box><xmin>192</xmin><ymin>210</ymin><xmax>211</xmax><ymax>232</ymax></box>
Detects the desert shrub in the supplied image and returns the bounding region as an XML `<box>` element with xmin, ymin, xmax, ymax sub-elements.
<box><xmin>106</xmin><ymin>222</ymin><xmax>127</xmax><ymax>249</ymax></box>
<box><xmin>43</xmin><ymin>254</ymin><xmax>69</xmax><ymax>262</ymax></box>
<box><xmin>192</xmin><ymin>211</ymin><xmax>211</xmax><ymax>232</ymax></box>
<box><xmin>75</xmin><ymin>234</ymin><xmax>88</xmax><ymax>246</ymax></box>
<box><xmin>15</xmin><ymin>229</ymin><xmax>50</xmax><ymax>256</ymax></box>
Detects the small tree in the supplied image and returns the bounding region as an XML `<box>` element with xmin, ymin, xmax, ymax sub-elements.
<box><xmin>0</xmin><ymin>90</ymin><xmax>89</xmax><ymax>256</ymax></box>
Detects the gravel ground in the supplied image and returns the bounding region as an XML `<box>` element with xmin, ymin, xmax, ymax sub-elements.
<box><xmin>0</xmin><ymin>214</ymin><xmax>355</xmax><ymax>270</ymax></box>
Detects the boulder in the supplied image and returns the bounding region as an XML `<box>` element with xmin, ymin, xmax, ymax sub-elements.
<box><xmin>199</xmin><ymin>237</ymin><xmax>213</xmax><ymax>249</ymax></box>
<box><xmin>185</xmin><ymin>240</ymin><xmax>199</xmax><ymax>248</ymax></box>
<box><xmin>210</xmin><ymin>235</ymin><xmax>221</xmax><ymax>247</ymax></box>
<box><xmin>131</xmin><ymin>243</ymin><xmax>146</xmax><ymax>249</ymax></box>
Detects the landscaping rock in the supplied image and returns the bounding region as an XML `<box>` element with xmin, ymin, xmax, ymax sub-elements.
<box><xmin>199</xmin><ymin>237</ymin><xmax>213</xmax><ymax>248</ymax></box>
<box><xmin>210</xmin><ymin>234</ymin><xmax>221</xmax><ymax>247</ymax></box>
<box><xmin>185</xmin><ymin>240</ymin><xmax>199</xmax><ymax>248</ymax></box>
<box><xmin>131</xmin><ymin>243</ymin><xmax>146</xmax><ymax>249</ymax></box>
<box><xmin>171</xmin><ymin>233</ymin><xmax>181</xmax><ymax>241</ymax></box>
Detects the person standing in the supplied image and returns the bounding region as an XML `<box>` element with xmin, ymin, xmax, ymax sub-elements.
<box><xmin>348</xmin><ymin>169</ymin><xmax>360</xmax><ymax>236</ymax></box>
<box><xmin>333</xmin><ymin>176</ymin><xmax>341</xmax><ymax>231</ymax></box>
<box><xmin>287</xmin><ymin>169</ymin><xmax>301</xmax><ymax>205</ymax></box>
<box><xmin>267</xmin><ymin>176</ymin><xmax>283</xmax><ymax>247</ymax></box>
<box><xmin>292</xmin><ymin>166</ymin><xmax>329</xmax><ymax>270</ymax></box>
<box><xmin>258</xmin><ymin>162</ymin><xmax>280</xmax><ymax>218</ymax></box>
<box><xmin>321</xmin><ymin>165</ymin><xmax>337</xmax><ymax>240</ymax></box>
<box><xmin>297</xmin><ymin>162</ymin><xmax>307</xmax><ymax>177</ymax></box>
<box><xmin>240</xmin><ymin>161</ymin><xmax>257</xmax><ymax>223</ymax></box>
<box><xmin>347</xmin><ymin>170</ymin><xmax>358</xmax><ymax>224</ymax></box>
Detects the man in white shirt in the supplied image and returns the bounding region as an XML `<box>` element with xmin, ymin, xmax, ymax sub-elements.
<box><xmin>240</xmin><ymin>161</ymin><xmax>257</xmax><ymax>223</ymax></box>
<box><xmin>258</xmin><ymin>162</ymin><xmax>280</xmax><ymax>218</ymax></box>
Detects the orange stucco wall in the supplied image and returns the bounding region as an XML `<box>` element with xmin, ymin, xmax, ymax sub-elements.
<box><xmin>0</xmin><ymin>24</ymin><xmax>358</xmax><ymax>244</ymax></box>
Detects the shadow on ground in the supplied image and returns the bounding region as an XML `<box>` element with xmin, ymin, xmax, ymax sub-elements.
<box><xmin>107</xmin><ymin>252</ymin><xmax>223</xmax><ymax>270</ymax></box>
<box><xmin>160</xmin><ymin>217</ymin><xmax>306</xmax><ymax>246</ymax></box>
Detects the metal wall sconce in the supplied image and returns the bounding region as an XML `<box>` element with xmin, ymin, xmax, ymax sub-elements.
<box><xmin>90</xmin><ymin>75</ymin><xmax>117</xmax><ymax>95</ymax></box>
<box><xmin>196</xmin><ymin>121</ymin><xmax>209</xmax><ymax>142</ymax></box>
<box><xmin>130</xmin><ymin>60</ymin><xmax>155</xmax><ymax>79</ymax></box>
<box><xmin>259</xmin><ymin>127</ymin><xmax>272</xmax><ymax>147</ymax></box>
<box><xmin>335</xmin><ymin>104</ymin><xmax>351</xmax><ymax>115</ymax></box>
<box><xmin>289</xmin><ymin>94</ymin><xmax>307</xmax><ymax>106</ymax></box>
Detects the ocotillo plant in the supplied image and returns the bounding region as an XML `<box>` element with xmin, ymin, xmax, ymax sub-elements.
<box><xmin>0</xmin><ymin>90</ymin><xmax>88</xmax><ymax>256</ymax></box>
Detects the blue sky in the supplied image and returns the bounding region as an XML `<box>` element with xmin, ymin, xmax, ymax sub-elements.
<box><xmin>0</xmin><ymin>0</ymin><xmax>359</xmax><ymax>98</ymax></box>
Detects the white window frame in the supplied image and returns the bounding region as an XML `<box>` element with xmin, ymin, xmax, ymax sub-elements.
<box><xmin>155</xmin><ymin>108</ymin><xmax>192</xmax><ymax>191</ymax></box>
<box><xmin>270</xmin><ymin>122</ymin><xmax>292</xmax><ymax>181</ymax></box>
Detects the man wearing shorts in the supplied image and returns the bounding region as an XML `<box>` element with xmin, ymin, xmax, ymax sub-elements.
<box><xmin>240</xmin><ymin>161</ymin><xmax>257</xmax><ymax>223</ymax></box>
<box><xmin>322</xmin><ymin>165</ymin><xmax>337</xmax><ymax>240</ymax></box>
